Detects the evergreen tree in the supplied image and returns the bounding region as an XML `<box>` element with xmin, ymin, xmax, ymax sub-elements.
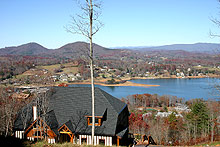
<box><xmin>186</xmin><ymin>99</ymin><xmax>209</xmax><ymax>139</ymax></box>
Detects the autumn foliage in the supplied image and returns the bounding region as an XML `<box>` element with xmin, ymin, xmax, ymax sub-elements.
<box><xmin>125</xmin><ymin>93</ymin><xmax>220</xmax><ymax>146</ymax></box>
<box><xmin>129</xmin><ymin>112</ymin><xmax>148</xmax><ymax>135</ymax></box>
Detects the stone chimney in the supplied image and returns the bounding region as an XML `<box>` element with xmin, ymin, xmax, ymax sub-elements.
<box><xmin>33</xmin><ymin>106</ymin><xmax>37</xmax><ymax>121</ymax></box>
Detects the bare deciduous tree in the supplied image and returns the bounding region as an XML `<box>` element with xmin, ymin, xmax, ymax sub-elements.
<box><xmin>0</xmin><ymin>87</ymin><xmax>18</xmax><ymax>136</ymax></box>
<box><xmin>70</xmin><ymin>110</ymin><xmax>89</xmax><ymax>143</ymax></box>
<box><xmin>32</xmin><ymin>88</ymin><xmax>51</xmax><ymax>140</ymax></box>
<box><xmin>20</xmin><ymin>102</ymin><xmax>32</xmax><ymax>132</ymax></box>
<box><xmin>66</xmin><ymin>0</ymin><xmax>103</xmax><ymax>144</ymax></box>
<box><xmin>210</xmin><ymin>0</ymin><xmax>220</xmax><ymax>38</ymax></box>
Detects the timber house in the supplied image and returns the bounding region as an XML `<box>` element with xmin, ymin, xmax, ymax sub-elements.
<box><xmin>14</xmin><ymin>87</ymin><xmax>129</xmax><ymax>146</ymax></box>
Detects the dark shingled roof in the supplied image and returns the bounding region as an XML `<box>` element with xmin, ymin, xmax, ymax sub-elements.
<box><xmin>14</xmin><ymin>87</ymin><xmax>128</xmax><ymax>137</ymax></box>
<box><xmin>49</xmin><ymin>87</ymin><xmax>127</xmax><ymax>136</ymax></box>
<box><xmin>45</xmin><ymin>110</ymin><xmax>59</xmax><ymax>135</ymax></box>
<box><xmin>116</xmin><ymin>128</ymin><xmax>128</xmax><ymax>138</ymax></box>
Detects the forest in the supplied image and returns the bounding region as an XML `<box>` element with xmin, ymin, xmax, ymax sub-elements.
<box><xmin>123</xmin><ymin>93</ymin><xmax>220</xmax><ymax>145</ymax></box>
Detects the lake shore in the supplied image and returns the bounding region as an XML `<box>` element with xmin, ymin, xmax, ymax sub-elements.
<box><xmin>70</xmin><ymin>81</ymin><xmax>160</xmax><ymax>87</ymax></box>
<box><xmin>58</xmin><ymin>75</ymin><xmax>220</xmax><ymax>87</ymax></box>
<box><xmin>15</xmin><ymin>74</ymin><xmax>220</xmax><ymax>88</ymax></box>
<box><xmin>130</xmin><ymin>74</ymin><xmax>220</xmax><ymax>80</ymax></box>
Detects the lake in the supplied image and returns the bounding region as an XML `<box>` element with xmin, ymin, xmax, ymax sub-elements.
<box><xmin>69</xmin><ymin>78</ymin><xmax>220</xmax><ymax>100</ymax></box>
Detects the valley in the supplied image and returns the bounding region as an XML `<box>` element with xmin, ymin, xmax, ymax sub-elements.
<box><xmin>0</xmin><ymin>42</ymin><xmax>220</xmax><ymax>88</ymax></box>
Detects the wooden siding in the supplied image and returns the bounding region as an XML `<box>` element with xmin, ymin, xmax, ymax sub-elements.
<box><xmin>58</xmin><ymin>124</ymin><xmax>74</xmax><ymax>143</ymax></box>
<box><xmin>23</xmin><ymin>117</ymin><xmax>56</xmax><ymax>143</ymax></box>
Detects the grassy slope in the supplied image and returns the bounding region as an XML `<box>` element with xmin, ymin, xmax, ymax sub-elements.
<box><xmin>194</xmin><ymin>66</ymin><xmax>220</xmax><ymax>72</ymax></box>
<box><xmin>38</xmin><ymin>63</ymin><xmax>78</xmax><ymax>75</ymax></box>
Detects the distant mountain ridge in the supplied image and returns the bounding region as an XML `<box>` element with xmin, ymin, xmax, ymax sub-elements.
<box><xmin>120</xmin><ymin>43</ymin><xmax>220</xmax><ymax>53</ymax></box>
<box><xmin>0</xmin><ymin>42</ymin><xmax>118</xmax><ymax>58</ymax></box>
<box><xmin>0</xmin><ymin>42</ymin><xmax>219</xmax><ymax>58</ymax></box>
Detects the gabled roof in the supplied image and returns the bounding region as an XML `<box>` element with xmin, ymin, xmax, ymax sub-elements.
<box><xmin>116</xmin><ymin>128</ymin><xmax>128</xmax><ymax>138</ymax></box>
<box><xmin>48</xmin><ymin>87</ymin><xmax>127</xmax><ymax>136</ymax></box>
<box><xmin>63</xmin><ymin>120</ymin><xmax>74</xmax><ymax>133</ymax></box>
<box><xmin>45</xmin><ymin>110</ymin><xmax>59</xmax><ymax>135</ymax></box>
<box><xmin>14</xmin><ymin>87</ymin><xmax>128</xmax><ymax>136</ymax></box>
<box><xmin>24</xmin><ymin>116</ymin><xmax>58</xmax><ymax>137</ymax></box>
<box><xmin>98</xmin><ymin>89</ymin><xmax>127</xmax><ymax>114</ymax></box>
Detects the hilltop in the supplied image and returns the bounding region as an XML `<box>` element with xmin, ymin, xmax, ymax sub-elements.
<box><xmin>0</xmin><ymin>42</ymin><xmax>220</xmax><ymax>60</ymax></box>
<box><xmin>0</xmin><ymin>42</ymin><xmax>122</xmax><ymax>59</ymax></box>
<box><xmin>0</xmin><ymin>42</ymin><xmax>50</xmax><ymax>55</ymax></box>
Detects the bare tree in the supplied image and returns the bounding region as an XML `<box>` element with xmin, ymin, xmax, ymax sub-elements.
<box><xmin>32</xmin><ymin>88</ymin><xmax>51</xmax><ymax>140</ymax></box>
<box><xmin>70</xmin><ymin>110</ymin><xmax>89</xmax><ymax>143</ymax></box>
<box><xmin>66</xmin><ymin>0</ymin><xmax>103</xmax><ymax>144</ymax></box>
<box><xmin>210</xmin><ymin>0</ymin><xmax>220</xmax><ymax>38</ymax></box>
<box><xmin>0</xmin><ymin>87</ymin><xmax>18</xmax><ymax>136</ymax></box>
<box><xmin>20</xmin><ymin>102</ymin><xmax>32</xmax><ymax>132</ymax></box>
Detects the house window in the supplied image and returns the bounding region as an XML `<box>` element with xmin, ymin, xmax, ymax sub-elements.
<box><xmin>87</xmin><ymin>116</ymin><xmax>102</xmax><ymax>126</ymax></box>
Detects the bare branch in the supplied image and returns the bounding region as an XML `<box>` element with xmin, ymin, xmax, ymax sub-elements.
<box><xmin>66</xmin><ymin>0</ymin><xmax>102</xmax><ymax>40</ymax></box>
<box><xmin>211</xmin><ymin>17</ymin><xmax>220</xmax><ymax>28</ymax></box>
<box><xmin>92</xmin><ymin>21</ymin><xmax>103</xmax><ymax>36</ymax></box>
<box><xmin>66</xmin><ymin>16</ymin><xmax>90</xmax><ymax>38</ymax></box>
<box><xmin>210</xmin><ymin>2</ymin><xmax>220</xmax><ymax>38</ymax></box>
<box><xmin>210</xmin><ymin>30</ymin><xmax>220</xmax><ymax>38</ymax></box>
<box><xmin>77</xmin><ymin>14</ymin><xmax>89</xmax><ymax>20</ymax></box>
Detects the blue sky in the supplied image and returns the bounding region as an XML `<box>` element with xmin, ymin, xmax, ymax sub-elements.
<box><xmin>0</xmin><ymin>0</ymin><xmax>219</xmax><ymax>49</ymax></box>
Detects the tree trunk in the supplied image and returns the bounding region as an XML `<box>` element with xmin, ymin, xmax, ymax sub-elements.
<box><xmin>67</xmin><ymin>0</ymin><xmax>102</xmax><ymax>144</ymax></box>
<box><xmin>211</xmin><ymin>113</ymin><xmax>214</xmax><ymax>142</ymax></box>
<box><xmin>5</xmin><ymin>121</ymin><xmax>9</xmax><ymax>137</ymax></box>
<box><xmin>5</xmin><ymin>104</ymin><xmax>9</xmax><ymax>137</ymax></box>
<box><xmin>89</xmin><ymin>0</ymin><xmax>95</xmax><ymax>145</ymax></box>
<box><xmin>194</xmin><ymin>122</ymin><xmax>196</xmax><ymax>141</ymax></box>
